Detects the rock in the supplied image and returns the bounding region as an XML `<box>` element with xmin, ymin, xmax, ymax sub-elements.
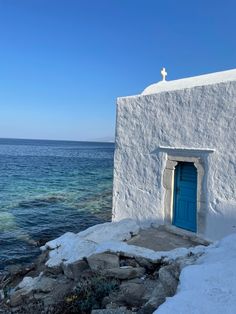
<box><xmin>33</xmin><ymin>292</ymin><xmax>46</xmax><ymax>300</ymax></box>
<box><xmin>87</xmin><ymin>253</ymin><xmax>120</xmax><ymax>271</ymax></box>
<box><xmin>102</xmin><ymin>296</ymin><xmax>112</xmax><ymax>307</ymax></box>
<box><xmin>2</xmin><ymin>263</ymin><xmax>37</xmax><ymax>290</ymax></box>
<box><xmin>105</xmin><ymin>302</ymin><xmax>120</xmax><ymax>309</ymax></box>
<box><xmin>51</xmin><ymin>279</ymin><xmax>74</xmax><ymax>300</ymax></box>
<box><xmin>33</xmin><ymin>276</ymin><xmax>57</xmax><ymax>293</ymax></box>
<box><xmin>0</xmin><ymin>289</ymin><xmax>4</xmax><ymax>301</ymax></box>
<box><xmin>41</xmin><ymin>293</ymin><xmax>62</xmax><ymax>310</ymax></box>
<box><xmin>36</xmin><ymin>250</ymin><xmax>49</xmax><ymax>263</ymax></box>
<box><xmin>10</xmin><ymin>299</ymin><xmax>45</xmax><ymax>313</ymax></box>
<box><xmin>62</xmin><ymin>260</ymin><xmax>89</xmax><ymax>280</ymax></box>
<box><xmin>91</xmin><ymin>308</ymin><xmax>132</xmax><ymax>314</ymax></box>
<box><xmin>104</xmin><ymin>281</ymin><xmax>145</xmax><ymax>308</ymax></box>
<box><xmin>10</xmin><ymin>288</ymin><xmax>32</xmax><ymax>307</ymax></box>
<box><xmin>16</xmin><ymin>275</ymin><xmax>57</xmax><ymax>294</ymax></box>
<box><xmin>125</xmin><ymin>278</ymin><xmax>144</xmax><ymax>284</ymax></box>
<box><xmin>119</xmin><ymin>282</ymin><xmax>145</xmax><ymax>306</ymax></box>
<box><xmin>138</xmin><ymin>282</ymin><xmax>167</xmax><ymax>314</ymax></box>
<box><xmin>17</xmin><ymin>275</ymin><xmax>39</xmax><ymax>291</ymax></box>
<box><xmin>135</xmin><ymin>257</ymin><xmax>157</xmax><ymax>272</ymax></box>
<box><xmin>10</xmin><ymin>275</ymin><xmax>74</xmax><ymax>311</ymax></box>
<box><xmin>141</xmin><ymin>278</ymin><xmax>159</xmax><ymax>303</ymax></box>
<box><xmin>44</xmin><ymin>264</ymin><xmax>63</xmax><ymax>276</ymax></box>
<box><xmin>138</xmin><ymin>264</ymin><xmax>181</xmax><ymax>313</ymax></box>
<box><xmin>120</xmin><ymin>258</ymin><xmax>139</xmax><ymax>268</ymax></box>
<box><xmin>103</xmin><ymin>267</ymin><xmax>145</xmax><ymax>280</ymax></box>
<box><xmin>10</xmin><ymin>290</ymin><xmax>24</xmax><ymax>307</ymax></box>
<box><xmin>6</xmin><ymin>265</ymin><xmax>24</xmax><ymax>276</ymax></box>
<box><xmin>158</xmin><ymin>264</ymin><xmax>180</xmax><ymax>295</ymax></box>
<box><xmin>42</xmin><ymin>275</ymin><xmax>75</xmax><ymax>309</ymax></box>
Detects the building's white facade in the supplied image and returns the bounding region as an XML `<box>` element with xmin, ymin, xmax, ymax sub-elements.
<box><xmin>112</xmin><ymin>69</ymin><xmax>236</xmax><ymax>241</ymax></box>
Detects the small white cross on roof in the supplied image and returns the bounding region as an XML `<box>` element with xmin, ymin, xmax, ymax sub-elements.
<box><xmin>161</xmin><ymin>67</ymin><xmax>167</xmax><ymax>81</ymax></box>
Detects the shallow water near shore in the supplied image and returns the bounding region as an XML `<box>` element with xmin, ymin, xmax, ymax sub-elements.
<box><xmin>0</xmin><ymin>138</ymin><xmax>114</xmax><ymax>271</ymax></box>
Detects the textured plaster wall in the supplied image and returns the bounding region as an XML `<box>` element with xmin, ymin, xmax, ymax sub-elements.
<box><xmin>112</xmin><ymin>81</ymin><xmax>236</xmax><ymax>240</ymax></box>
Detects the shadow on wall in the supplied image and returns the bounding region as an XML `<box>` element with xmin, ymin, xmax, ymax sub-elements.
<box><xmin>207</xmin><ymin>201</ymin><xmax>236</xmax><ymax>240</ymax></box>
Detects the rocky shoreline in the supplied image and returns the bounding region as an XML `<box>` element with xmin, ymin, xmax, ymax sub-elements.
<box><xmin>0</xmin><ymin>220</ymin><xmax>208</xmax><ymax>314</ymax></box>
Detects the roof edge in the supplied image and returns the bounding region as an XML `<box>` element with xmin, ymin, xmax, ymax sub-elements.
<box><xmin>141</xmin><ymin>68</ymin><xmax>236</xmax><ymax>95</ymax></box>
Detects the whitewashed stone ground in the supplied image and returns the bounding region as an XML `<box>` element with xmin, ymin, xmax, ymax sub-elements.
<box><xmin>0</xmin><ymin>219</ymin><xmax>208</xmax><ymax>313</ymax></box>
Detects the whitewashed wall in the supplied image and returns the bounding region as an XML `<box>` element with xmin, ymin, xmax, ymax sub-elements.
<box><xmin>112</xmin><ymin>81</ymin><xmax>236</xmax><ymax>240</ymax></box>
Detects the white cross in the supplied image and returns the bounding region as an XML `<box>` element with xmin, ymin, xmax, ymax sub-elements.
<box><xmin>161</xmin><ymin>67</ymin><xmax>167</xmax><ymax>81</ymax></box>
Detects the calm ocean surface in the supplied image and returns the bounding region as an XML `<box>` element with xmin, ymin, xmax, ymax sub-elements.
<box><xmin>0</xmin><ymin>138</ymin><xmax>114</xmax><ymax>271</ymax></box>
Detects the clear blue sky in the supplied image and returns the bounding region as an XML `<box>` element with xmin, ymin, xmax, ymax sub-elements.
<box><xmin>0</xmin><ymin>0</ymin><xmax>235</xmax><ymax>141</ymax></box>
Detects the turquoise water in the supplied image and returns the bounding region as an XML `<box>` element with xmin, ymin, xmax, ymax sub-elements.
<box><xmin>0</xmin><ymin>138</ymin><xmax>114</xmax><ymax>271</ymax></box>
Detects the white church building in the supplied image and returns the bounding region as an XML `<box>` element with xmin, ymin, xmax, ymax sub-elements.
<box><xmin>112</xmin><ymin>68</ymin><xmax>236</xmax><ymax>241</ymax></box>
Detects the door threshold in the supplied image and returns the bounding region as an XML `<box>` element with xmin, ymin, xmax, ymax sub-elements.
<box><xmin>164</xmin><ymin>225</ymin><xmax>211</xmax><ymax>246</ymax></box>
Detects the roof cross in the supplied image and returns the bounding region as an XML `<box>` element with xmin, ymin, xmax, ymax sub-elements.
<box><xmin>161</xmin><ymin>67</ymin><xmax>167</xmax><ymax>81</ymax></box>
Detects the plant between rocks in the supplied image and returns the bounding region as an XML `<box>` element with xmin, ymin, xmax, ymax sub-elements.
<box><xmin>55</xmin><ymin>274</ymin><xmax>119</xmax><ymax>314</ymax></box>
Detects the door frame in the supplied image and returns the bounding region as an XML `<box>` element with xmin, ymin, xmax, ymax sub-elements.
<box><xmin>163</xmin><ymin>155</ymin><xmax>206</xmax><ymax>235</ymax></box>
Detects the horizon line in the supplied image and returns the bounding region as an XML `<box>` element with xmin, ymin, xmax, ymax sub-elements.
<box><xmin>0</xmin><ymin>137</ymin><xmax>115</xmax><ymax>144</ymax></box>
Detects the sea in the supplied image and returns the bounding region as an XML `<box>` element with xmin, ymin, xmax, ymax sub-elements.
<box><xmin>0</xmin><ymin>138</ymin><xmax>114</xmax><ymax>271</ymax></box>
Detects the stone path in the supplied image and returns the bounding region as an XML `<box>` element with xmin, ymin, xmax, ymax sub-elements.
<box><xmin>127</xmin><ymin>225</ymin><xmax>207</xmax><ymax>251</ymax></box>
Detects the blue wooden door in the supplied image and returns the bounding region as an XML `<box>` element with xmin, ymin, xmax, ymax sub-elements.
<box><xmin>173</xmin><ymin>162</ymin><xmax>197</xmax><ymax>232</ymax></box>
